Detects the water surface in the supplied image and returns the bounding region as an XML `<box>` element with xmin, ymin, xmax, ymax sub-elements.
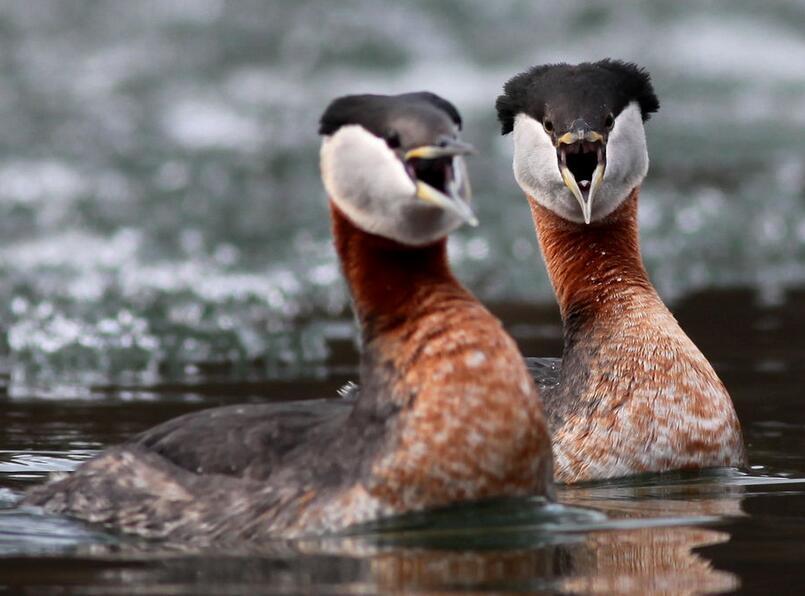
<box><xmin>0</xmin><ymin>2</ymin><xmax>804</xmax><ymax>592</ymax></box>
<box><xmin>1</xmin><ymin>289</ymin><xmax>804</xmax><ymax>594</ymax></box>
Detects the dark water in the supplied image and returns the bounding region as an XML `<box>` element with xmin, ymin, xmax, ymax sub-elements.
<box><xmin>1</xmin><ymin>288</ymin><xmax>804</xmax><ymax>594</ymax></box>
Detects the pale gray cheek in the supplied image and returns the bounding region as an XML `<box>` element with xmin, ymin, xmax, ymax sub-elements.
<box><xmin>513</xmin><ymin>145</ymin><xmax>565</xmax><ymax>199</ymax></box>
<box><xmin>331</xmin><ymin>170</ymin><xmax>372</xmax><ymax>210</ymax></box>
<box><xmin>321</xmin><ymin>124</ymin><xmax>416</xmax><ymax>212</ymax></box>
<box><xmin>606</xmin><ymin>137</ymin><xmax>647</xmax><ymax>186</ymax></box>
<box><xmin>513</xmin><ymin>156</ymin><xmax>581</xmax><ymax>222</ymax></box>
<box><xmin>322</xmin><ymin>140</ymin><xmax>464</xmax><ymax>245</ymax></box>
<box><xmin>603</xmin><ymin>103</ymin><xmax>649</xmax><ymax>189</ymax></box>
<box><xmin>602</xmin><ymin>152</ymin><xmax>647</xmax><ymax>207</ymax></box>
<box><xmin>513</xmin><ymin>156</ymin><xmax>538</xmax><ymax>194</ymax></box>
<box><xmin>591</xmin><ymin>106</ymin><xmax>649</xmax><ymax>219</ymax></box>
<box><xmin>395</xmin><ymin>203</ymin><xmax>462</xmax><ymax>246</ymax></box>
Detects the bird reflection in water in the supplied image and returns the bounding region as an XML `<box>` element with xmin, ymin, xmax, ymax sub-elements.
<box><xmin>27</xmin><ymin>478</ymin><xmax>742</xmax><ymax>593</ymax></box>
<box><xmin>554</xmin><ymin>479</ymin><xmax>743</xmax><ymax>594</ymax></box>
<box><xmin>283</xmin><ymin>475</ymin><xmax>745</xmax><ymax>594</ymax></box>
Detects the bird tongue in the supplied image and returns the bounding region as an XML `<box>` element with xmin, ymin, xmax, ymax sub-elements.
<box><xmin>580</xmin><ymin>180</ymin><xmax>590</xmax><ymax>189</ymax></box>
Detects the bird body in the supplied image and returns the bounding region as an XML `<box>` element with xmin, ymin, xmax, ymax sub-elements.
<box><xmin>23</xmin><ymin>92</ymin><xmax>553</xmax><ymax>542</ymax></box>
<box><xmin>330</xmin><ymin>204</ymin><xmax>552</xmax><ymax>510</ymax></box>
<box><xmin>497</xmin><ymin>60</ymin><xmax>745</xmax><ymax>482</ymax></box>
<box><xmin>531</xmin><ymin>191</ymin><xmax>744</xmax><ymax>482</ymax></box>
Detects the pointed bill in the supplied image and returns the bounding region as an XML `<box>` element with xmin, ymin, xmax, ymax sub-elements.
<box><xmin>415</xmin><ymin>180</ymin><xmax>478</xmax><ymax>227</ymax></box>
<box><xmin>404</xmin><ymin>140</ymin><xmax>476</xmax><ymax>161</ymax></box>
<box><xmin>560</xmin><ymin>164</ymin><xmax>592</xmax><ymax>224</ymax></box>
<box><xmin>588</xmin><ymin>162</ymin><xmax>606</xmax><ymax>216</ymax></box>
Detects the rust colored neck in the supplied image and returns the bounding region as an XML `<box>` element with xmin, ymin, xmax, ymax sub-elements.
<box><xmin>529</xmin><ymin>190</ymin><xmax>658</xmax><ymax>329</ymax></box>
<box><xmin>330</xmin><ymin>202</ymin><xmax>470</xmax><ymax>343</ymax></box>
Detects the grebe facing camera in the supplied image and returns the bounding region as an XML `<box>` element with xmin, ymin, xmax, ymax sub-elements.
<box><xmin>496</xmin><ymin>60</ymin><xmax>745</xmax><ymax>482</ymax></box>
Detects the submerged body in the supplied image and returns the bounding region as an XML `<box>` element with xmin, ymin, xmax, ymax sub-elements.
<box><xmin>24</xmin><ymin>93</ymin><xmax>552</xmax><ymax>541</ymax></box>
<box><xmin>497</xmin><ymin>60</ymin><xmax>745</xmax><ymax>482</ymax></box>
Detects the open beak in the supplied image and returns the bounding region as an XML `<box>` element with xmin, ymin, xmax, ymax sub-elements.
<box><xmin>556</xmin><ymin>123</ymin><xmax>606</xmax><ymax>225</ymax></box>
<box><xmin>404</xmin><ymin>139</ymin><xmax>475</xmax><ymax>161</ymax></box>
<box><xmin>405</xmin><ymin>139</ymin><xmax>478</xmax><ymax>227</ymax></box>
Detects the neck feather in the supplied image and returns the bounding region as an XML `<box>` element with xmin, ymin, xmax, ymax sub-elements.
<box><xmin>331</xmin><ymin>202</ymin><xmax>470</xmax><ymax>343</ymax></box>
<box><xmin>330</xmin><ymin>201</ymin><xmax>552</xmax><ymax>504</ymax></box>
<box><xmin>528</xmin><ymin>191</ymin><xmax>745</xmax><ymax>479</ymax></box>
<box><xmin>530</xmin><ymin>189</ymin><xmax>659</xmax><ymax>330</ymax></box>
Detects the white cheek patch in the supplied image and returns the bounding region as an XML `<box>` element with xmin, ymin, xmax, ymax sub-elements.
<box><xmin>320</xmin><ymin>125</ymin><xmax>463</xmax><ymax>246</ymax></box>
<box><xmin>512</xmin><ymin>114</ymin><xmax>579</xmax><ymax>221</ymax></box>
<box><xmin>585</xmin><ymin>101</ymin><xmax>649</xmax><ymax>221</ymax></box>
<box><xmin>320</xmin><ymin>125</ymin><xmax>416</xmax><ymax>237</ymax></box>
<box><xmin>603</xmin><ymin>102</ymin><xmax>649</xmax><ymax>194</ymax></box>
<box><xmin>512</xmin><ymin>114</ymin><xmax>565</xmax><ymax>200</ymax></box>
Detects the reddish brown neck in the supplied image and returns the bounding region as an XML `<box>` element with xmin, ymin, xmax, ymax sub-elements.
<box><xmin>529</xmin><ymin>190</ymin><xmax>657</xmax><ymax>328</ymax></box>
<box><xmin>330</xmin><ymin>202</ymin><xmax>470</xmax><ymax>343</ymax></box>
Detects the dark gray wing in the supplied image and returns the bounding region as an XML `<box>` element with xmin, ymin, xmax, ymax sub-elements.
<box><xmin>22</xmin><ymin>445</ymin><xmax>293</xmax><ymax>544</ymax></box>
<box><xmin>131</xmin><ymin>399</ymin><xmax>354</xmax><ymax>480</ymax></box>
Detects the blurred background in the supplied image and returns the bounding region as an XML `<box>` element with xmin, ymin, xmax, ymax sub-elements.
<box><xmin>0</xmin><ymin>0</ymin><xmax>803</xmax><ymax>392</ymax></box>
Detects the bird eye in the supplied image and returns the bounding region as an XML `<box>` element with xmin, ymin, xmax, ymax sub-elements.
<box><xmin>605</xmin><ymin>113</ymin><xmax>614</xmax><ymax>130</ymax></box>
<box><xmin>543</xmin><ymin>120</ymin><xmax>554</xmax><ymax>133</ymax></box>
<box><xmin>385</xmin><ymin>130</ymin><xmax>401</xmax><ymax>149</ymax></box>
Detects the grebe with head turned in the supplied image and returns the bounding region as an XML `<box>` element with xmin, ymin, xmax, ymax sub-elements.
<box><xmin>496</xmin><ymin>60</ymin><xmax>745</xmax><ymax>483</ymax></box>
<box><xmin>24</xmin><ymin>92</ymin><xmax>553</xmax><ymax>542</ymax></box>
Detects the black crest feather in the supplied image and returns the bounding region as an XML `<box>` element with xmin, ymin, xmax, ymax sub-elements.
<box><xmin>319</xmin><ymin>91</ymin><xmax>461</xmax><ymax>136</ymax></box>
<box><xmin>496</xmin><ymin>59</ymin><xmax>660</xmax><ymax>135</ymax></box>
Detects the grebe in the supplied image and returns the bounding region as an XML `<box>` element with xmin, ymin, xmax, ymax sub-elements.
<box><xmin>495</xmin><ymin>60</ymin><xmax>745</xmax><ymax>482</ymax></box>
<box><xmin>24</xmin><ymin>92</ymin><xmax>553</xmax><ymax>542</ymax></box>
